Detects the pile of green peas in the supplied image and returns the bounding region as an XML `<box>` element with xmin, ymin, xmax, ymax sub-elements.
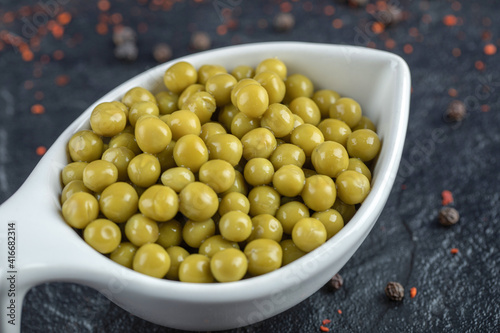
<box><xmin>60</xmin><ymin>58</ymin><xmax>381</xmax><ymax>283</ymax></box>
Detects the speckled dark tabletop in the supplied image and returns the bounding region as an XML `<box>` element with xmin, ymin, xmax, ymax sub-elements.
<box><xmin>0</xmin><ymin>0</ymin><xmax>499</xmax><ymax>332</ymax></box>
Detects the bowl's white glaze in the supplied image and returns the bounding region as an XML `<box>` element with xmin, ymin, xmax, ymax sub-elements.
<box><xmin>0</xmin><ymin>42</ymin><xmax>410</xmax><ymax>332</ymax></box>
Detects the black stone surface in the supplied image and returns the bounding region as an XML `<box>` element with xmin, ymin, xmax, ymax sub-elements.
<box><xmin>1</xmin><ymin>0</ymin><xmax>499</xmax><ymax>332</ymax></box>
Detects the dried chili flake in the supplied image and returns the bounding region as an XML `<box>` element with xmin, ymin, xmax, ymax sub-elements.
<box><xmin>55</xmin><ymin>75</ymin><xmax>70</xmax><ymax>86</ymax></box>
<box><xmin>216</xmin><ymin>25</ymin><xmax>227</xmax><ymax>36</ymax></box>
<box><xmin>57</xmin><ymin>12</ymin><xmax>72</xmax><ymax>25</ymax></box>
<box><xmin>403</xmin><ymin>44</ymin><xmax>413</xmax><ymax>54</ymax></box>
<box><xmin>484</xmin><ymin>44</ymin><xmax>497</xmax><ymax>55</ymax></box>
<box><xmin>372</xmin><ymin>22</ymin><xmax>384</xmax><ymax>34</ymax></box>
<box><xmin>280</xmin><ymin>2</ymin><xmax>292</xmax><ymax>13</ymax></box>
<box><xmin>441</xmin><ymin>190</ymin><xmax>453</xmax><ymax>206</ymax></box>
<box><xmin>36</xmin><ymin>146</ymin><xmax>47</xmax><ymax>156</ymax></box>
<box><xmin>31</xmin><ymin>104</ymin><xmax>45</xmax><ymax>114</ymax></box>
<box><xmin>450</xmin><ymin>248</ymin><xmax>459</xmax><ymax>254</ymax></box>
<box><xmin>98</xmin><ymin>0</ymin><xmax>111</xmax><ymax>11</ymax></box>
<box><xmin>332</xmin><ymin>19</ymin><xmax>343</xmax><ymax>29</ymax></box>
<box><xmin>22</xmin><ymin>50</ymin><xmax>34</xmax><ymax>62</ymax></box>
<box><xmin>53</xmin><ymin>50</ymin><xmax>65</xmax><ymax>60</ymax></box>
<box><xmin>475</xmin><ymin>60</ymin><xmax>485</xmax><ymax>71</ymax></box>
<box><xmin>320</xmin><ymin>326</ymin><xmax>330</xmax><ymax>332</ymax></box>
<box><xmin>322</xmin><ymin>319</ymin><xmax>331</xmax><ymax>325</ymax></box>
<box><xmin>410</xmin><ymin>287</ymin><xmax>417</xmax><ymax>298</ymax></box>
<box><xmin>385</xmin><ymin>39</ymin><xmax>396</xmax><ymax>49</ymax></box>
<box><xmin>481</xmin><ymin>105</ymin><xmax>490</xmax><ymax>112</ymax></box>
<box><xmin>443</xmin><ymin>14</ymin><xmax>457</xmax><ymax>26</ymax></box>
<box><xmin>324</xmin><ymin>5</ymin><xmax>335</xmax><ymax>16</ymax></box>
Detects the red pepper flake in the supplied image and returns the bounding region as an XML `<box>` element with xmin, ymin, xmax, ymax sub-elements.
<box><xmin>441</xmin><ymin>190</ymin><xmax>454</xmax><ymax>206</ymax></box>
<box><xmin>376</xmin><ymin>0</ymin><xmax>387</xmax><ymax>10</ymax></box>
<box><xmin>372</xmin><ymin>22</ymin><xmax>385</xmax><ymax>34</ymax></box>
<box><xmin>452</xmin><ymin>47</ymin><xmax>461</xmax><ymax>57</ymax></box>
<box><xmin>484</xmin><ymin>43</ymin><xmax>497</xmax><ymax>55</ymax></box>
<box><xmin>448</xmin><ymin>88</ymin><xmax>458</xmax><ymax>97</ymax></box>
<box><xmin>34</xmin><ymin>91</ymin><xmax>44</xmax><ymax>100</ymax></box>
<box><xmin>55</xmin><ymin>75</ymin><xmax>70</xmax><ymax>86</ymax></box>
<box><xmin>40</xmin><ymin>54</ymin><xmax>50</xmax><ymax>64</ymax></box>
<box><xmin>31</xmin><ymin>104</ymin><xmax>45</xmax><ymax>114</ymax></box>
<box><xmin>450</xmin><ymin>248</ymin><xmax>459</xmax><ymax>254</ymax></box>
<box><xmin>98</xmin><ymin>0</ymin><xmax>111</xmax><ymax>11</ymax></box>
<box><xmin>481</xmin><ymin>105</ymin><xmax>490</xmax><ymax>112</ymax></box>
<box><xmin>443</xmin><ymin>14</ymin><xmax>457</xmax><ymax>26</ymax></box>
<box><xmin>385</xmin><ymin>39</ymin><xmax>396</xmax><ymax>50</ymax></box>
<box><xmin>96</xmin><ymin>23</ymin><xmax>109</xmax><ymax>35</ymax></box>
<box><xmin>111</xmin><ymin>13</ymin><xmax>123</xmax><ymax>25</ymax></box>
<box><xmin>57</xmin><ymin>12</ymin><xmax>72</xmax><ymax>25</ymax></box>
<box><xmin>475</xmin><ymin>60</ymin><xmax>485</xmax><ymax>71</ymax></box>
<box><xmin>324</xmin><ymin>5</ymin><xmax>335</xmax><ymax>16</ymax></box>
<box><xmin>53</xmin><ymin>50</ymin><xmax>65</xmax><ymax>60</ymax></box>
<box><xmin>216</xmin><ymin>25</ymin><xmax>227</xmax><ymax>36</ymax></box>
<box><xmin>409</xmin><ymin>27</ymin><xmax>419</xmax><ymax>37</ymax></box>
<box><xmin>18</xmin><ymin>6</ymin><xmax>31</xmax><ymax>17</ymax></box>
<box><xmin>221</xmin><ymin>8</ymin><xmax>232</xmax><ymax>19</ymax></box>
<box><xmin>451</xmin><ymin>1</ymin><xmax>461</xmax><ymax>11</ymax></box>
<box><xmin>410</xmin><ymin>287</ymin><xmax>417</xmax><ymax>298</ymax></box>
<box><xmin>332</xmin><ymin>19</ymin><xmax>343</xmax><ymax>29</ymax></box>
<box><xmin>320</xmin><ymin>326</ymin><xmax>330</xmax><ymax>332</ymax></box>
<box><xmin>403</xmin><ymin>44</ymin><xmax>413</xmax><ymax>54</ymax></box>
<box><xmin>401</xmin><ymin>184</ymin><xmax>407</xmax><ymax>190</ymax></box>
<box><xmin>322</xmin><ymin>319</ymin><xmax>331</xmax><ymax>325</ymax></box>
<box><xmin>280</xmin><ymin>2</ymin><xmax>292</xmax><ymax>13</ymax></box>
<box><xmin>338</xmin><ymin>309</ymin><xmax>342</xmax><ymax>314</ymax></box>
<box><xmin>22</xmin><ymin>50</ymin><xmax>34</xmax><ymax>62</ymax></box>
<box><xmin>227</xmin><ymin>19</ymin><xmax>238</xmax><ymax>30</ymax></box>
<box><xmin>302</xmin><ymin>1</ymin><xmax>313</xmax><ymax>12</ymax></box>
<box><xmin>481</xmin><ymin>31</ymin><xmax>492</xmax><ymax>41</ymax></box>
<box><xmin>36</xmin><ymin>146</ymin><xmax>47</xmax><ymax>156</ymax></box>
<box><xmin>422</xmin><ymin>14</ymin><xmax>432</xmax><ymax>24</ymax></box>
<box><xmin>3</xmin><ymin>12</ymin><xmax>15</xmax><ymax>24</ymax></box>
<box><xmin>366</xmin><ymin>4</ymin><xmax>376</xmax><ymax>15</ymax></box>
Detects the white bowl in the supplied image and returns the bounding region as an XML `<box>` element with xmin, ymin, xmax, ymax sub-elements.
<box><xmin>0</xmin><ymin>42</ymin><xmax>410</xmax><ymax>332</ymax></box>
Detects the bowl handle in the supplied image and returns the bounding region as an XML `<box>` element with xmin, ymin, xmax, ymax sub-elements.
<box><xmin>0</xmin><ymin>180</ymin><xmax>107</xmax><ymax>332</ymax></box>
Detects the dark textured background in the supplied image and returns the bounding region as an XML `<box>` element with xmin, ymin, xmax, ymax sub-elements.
<box><xmin>1</xmin><ymin>0</ymin><xmax>499</xmax><ymax>332</ymax></box>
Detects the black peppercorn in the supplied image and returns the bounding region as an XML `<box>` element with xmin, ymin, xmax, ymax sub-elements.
<box><xmin>153</xmin><ymin>43</ymin><xmax>172</xmax><ymax>63</ymax></box>
<box><xmin>347</xmin><ymin>0</ymin><xmax>368</xmax><ymax>7</ymax></box>
<box><xmin>114</xmin><ymin>42</ymin><xmax>138</xmax><ymax>61</ymax></box>
<box><xmin>446</xmin><ymin>100</ymin><xmax>467</xmax><ymax>121</ymax></box>
<box><xmin>329</xmin><ymin>273</ymin><xmax>343</xmax><ymax>290</ymax></box>
<box><xmin>385</xmin><ymin>282</ymin><xmax>404</xmax><ymax>301</ymax></box>
<box><xmin>377</xmin><ymin>5</ymin><xmax>404</xmax><ymax>26</ymax></box>
<box><xmin>273</xmin><ymin>13</ymin><xmax>295</xmax><ymax>32</ymax></box>
<box><xmin>191</xmin><ymin>31</ymin><xmax>211</xmax><ymax>51</ymax></box>
<box><xmin>113</xmin><ymin>26</ymin><xmax>137</xmax><ymax>46</ymax></box>
<box><xmin>439</xmin><ymin>207</ymin><xmax>460</xmax><ymax>226</ymax></box>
